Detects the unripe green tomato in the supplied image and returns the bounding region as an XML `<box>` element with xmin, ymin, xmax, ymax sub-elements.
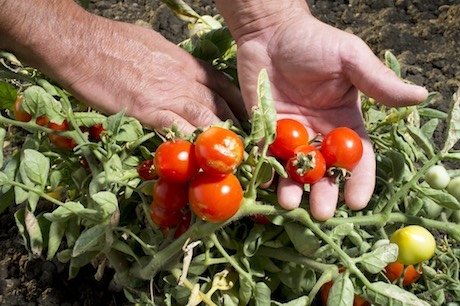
<box><xmin>424</xmin><ymin>165</ymin><xmax>450</xmax><ymax>189</ymax></box>
<box><xmin>446</xmin><ymin>176</ymin><xmax>460</xmax><ymax>201</ymax></box>
<box><xmin>390</xmin><ymin>225</ymin><xmax>436</xmax><ymax>265</ymax></box>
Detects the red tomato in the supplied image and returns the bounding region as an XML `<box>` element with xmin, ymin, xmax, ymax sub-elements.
<box><xmin>48</xmin><ymin>120</ymin><xmax>77</xmax><ymax>150</ymax></box>
<box><xmin>385</xmin><ymin>262</ymin><xmax>421</xmax><ymax>286</ymax></box>
<box><xmin>152</xmin><ymin>178</ymin><xmax>189</xmax><ymax>211</ymax></box>
<box><xmin>194</xmin><ymin>126</ymin><xmax>244</xmax><ymax>176</ymax></box>
<box><xmin>88</xmin><ymin>123</ymin><xmax>105</xmax><ymax>142</ymax></box>
<box><xmin>189</xmin><ymin>172</ymin><xmax>243</xmax><ymax>223</ymax></box>
<box><xmin>286</xmin><ymin>144</ymin><xmax>326</xmax><ymax>184</ymax></box>
<box><xmin>269</xmin><ymin>118</ymin><xmax>309</xmax><ymax>160</ymax></box>
<box><xmin>154</xmin><ymin>139</ymin><xmax>200</xmax><ymax>182</ymax></box>
<box><xmin>137</xmin><ymin>159</ymin><xmax>158</xmax><ymax>180</ymax></box>
<box><xmin>321</xmin><ymin>127</ymin><xmax>363</xmax><ymax>170</ymax></box>
<box><xmin>13</xmin><ymin>96</ymin><xmax>49</xmax><ymax>126</ymax></box>
<box><xmin>149</xmin><ymin>202</ymin><xmax>182</xmax><ymax>228</ymax></box>
<box><xmin>321</xmin><ymin>279</ymin><xmax>369</xmax><ymax>306</ymax></box>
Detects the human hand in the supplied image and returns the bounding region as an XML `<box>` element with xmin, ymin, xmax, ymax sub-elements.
<box><xmin>0</xmin><ymin>0</ymin><xmax>246</xmax><ymax>134</ymax></box>
<box><xmin>233</xmin><ymin>8</ymin><xmax>428</xmax><ymax>220</ymax></box>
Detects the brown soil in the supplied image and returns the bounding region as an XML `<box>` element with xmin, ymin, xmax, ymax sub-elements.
<box><xmin>1</xmin><ymin>0</ymin><xmax>458</xmax><ymax>305</ymax></box>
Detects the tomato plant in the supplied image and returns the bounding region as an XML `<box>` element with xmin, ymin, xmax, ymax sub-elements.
<box><xmin>269</xmin><ymin>118</ymin><xmax>309</xmax><ymax>160</ymax></box>
<box><xmin>286</xmin><ymin>144</ymin><xmax>326</xmax><ymax>184</ymax></box>
<box><xmin>390</xmin><ymin>225</ymin><xmax>436</xmax><ymax>265</ymax></box>
<box><xmin>194</xmin><ymin>126</ymin><xmax>244</xmax><ymax>176</ymax></box>
<box><xmin>153</xmin><ymin>139</ymin><xmax>200</xmax><ymax>182</ymax></box>
<box><xmin>321</xmin><ymin>127</ymin><xmax>363</xmax><ymax>170</ymax></box>
<box><xmin>13</xmin><ymin>95</ymin><xmax>48</xmax><ymax>126</ymax></box>
<box><xmin>48</xmin><ymin>120</ymin><xmax>77</xmax><ymax>150</ymax></box>
<box><xmin>385</xmin><ymin>261</ymin><xmax>421</xmax><ymax>286</ymax></box>
<box><xmin>321</xmin><ymin>279</ymin><xmax>369</xmax><ymax>306</ymax></box>
<box><xmin>188</xmin><ymin>172</ymin><xmax>243</xmax><ymax>222</ymax></box>
<box><xmin>152</xmin><ymin>178</ymin><xmax>189</xmax><ymax>211</ymax></box>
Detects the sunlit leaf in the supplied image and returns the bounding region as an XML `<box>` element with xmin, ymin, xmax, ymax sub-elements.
<box><xmin>364</xmin><ymin>282</ymin><xmax>430</xmax><ymax>305</ymax></box>
<box><xmin>443</xmin><ymin>88</ymin><xmax>460</xmax><ymax>152</ymax></box>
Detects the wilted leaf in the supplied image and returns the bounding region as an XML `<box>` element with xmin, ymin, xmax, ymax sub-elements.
<box><xmin>443</xmin><ymin>88</ymin><xmax>460</xmax><ymax>153</ymax></box>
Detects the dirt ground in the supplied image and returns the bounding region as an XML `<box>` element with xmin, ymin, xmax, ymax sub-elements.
<box><xmin>0</xmin><ymin>0</ymin><xmax>459</xmax><ymax>305</ymax></box>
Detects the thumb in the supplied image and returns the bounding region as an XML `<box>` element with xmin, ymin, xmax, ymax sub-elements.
<box><xmin>344</xmin><ymin>38</ymin><xmax>428</xmax><ymax>107</ymax></box>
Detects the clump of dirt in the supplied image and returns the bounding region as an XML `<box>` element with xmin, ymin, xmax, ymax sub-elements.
<box><xmin>0</xmin><ymin>0</ymin><xmax>458</xmax><ymax>305</ymax></box>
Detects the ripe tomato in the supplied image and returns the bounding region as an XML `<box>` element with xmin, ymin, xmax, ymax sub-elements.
<box><xmin>88</xmin><ymin>123</ymin><xmax>105</xmax><ymax>142</ymax></box>
<box><xmin>189</xmin><ymin>172</ymin><xmax>243</xmax><ymax>223</ymax></box>
<box><xmin>154</xmin><ymin>139</ymin><xmax>200</xmax><ymax>182</ymax></box>
<box><xmin>194</xmin><ymin>126</ymin><xmax>244</xmax><ymax>176</ymax></box>
<box><xmin>174</xmin><ymin>210</ymin><xmax>192</xmax><ymax>238</ymax></box>
<box><xmin>390</xmin><ymin>225</ymin><xmax>436</xmax><ymax>265</ymax></box>
<box><xmin>152</xmin><ymin>178</ymin><xmax>189</xmax><ymax>211</ymax></box>
<box><xmin>13</xmin><ymin>96</ymin><xmax>49</xmax><ymax>126</ymax></box>
<box><xmin>385</xmin><ymin>262</ymin><xmax>421</xmax><ymax>286</ymax></box>
<box><xmin>269</xmin><ymin>119</ymin><xmax>309</xmax><ymax>160</ymax></box>
<box><xmin>320</xmin><ymin>279</ymin><xmax>369</xmax><ymax>306</ymax></box>
<box><xmin>137</xmin><ymin>159</ymin><xmax>158</xmax><ymax>180</ymax></box>
<box><xmin>321</xmin><ymin>127</ymin><xmax>363</xmax><ymax>170</ymax></box>
<box><xmin>149</xmin><ymin>202</ymin><xmax>182</xmax><ymax>228</ymax></box>
<box><xmin>48</xmin><ymin>120</ymin><xmax>77</xmax><ymax>150</ymax></box>
<box><xmin>286</xmin><ymin>144</ymin><xmax>326</xmax><ymax>184</ymax></box>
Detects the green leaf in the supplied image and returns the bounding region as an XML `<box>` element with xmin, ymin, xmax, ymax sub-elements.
<box><xmin>159</xmin><ymin>0</ymin><xmax>200</xmax><ymax>22</ymax></box>
<box><xmin>364</xmin><ymin>281</ymin><xmax>430</xmax><ymax>305</ymax></box>
<box><xmin>358</xmin><ymin>243</ymin><xmax>398</xmax><ymax>274</ymax></box>
<box><xmin>47</xmin><ymin>221</ymin><xmax>66</xmax><ymax>260</ymax></box>
<box><xmin>0</xmin><ymin>188</ymin><xmax>14</xmax><ymax>213</ymax></box>
<box><xmin>419</xmin><ymin>187</ymin><xmax>460</xmax><ymax>210</ymax></box>
<box><xmin>23</xmin><ymin>85</ymin><xmax>62</xmax><ymax>121</ymax></box>
<box><xmin>406</xmin><ymin>125</ymin><xmax>435</xmax><ymax>158</ymax></box>
<box><xmin>328</xmin><ymin>274</ymin><xmax>354</xmax><ymax>306</ymax></box>
<box><xmin>329</xmin><ymin>223</ymin><xmax>354</xmax><ymax>241</ymax></box>
<box><xmin>21</xmin><ymin>149</ymin><xmax>49</xmax><ymax>187</ymax></box>
<box><xmin>91</xmin><ymin>191</ymin><xmax>118</xmax><ymax>218</ymax></box>
<box><xmin>43</xmin><ymin>201</ymin><xmax>99</xmax><ymax>222</ymax></box>
<box><xmin>254</xmin><ymin>282</ymin><xmax>271</xmax><ymax>306</ymax></box>
<box><xmin>72</xmin><ymin>224</ymin><xmax>108</xmax><ymax>257</ymax></box>
<box><xmin>284</xmin><ymin>222</ymin><xmax>321</xmax><ymax>256</ymax></box>
<box><xmin>443</xmin><ymin>88</ymin><xmax>460</xmax><ymax>152</ymax></box>
<box><xmin>384</xmin><ymin>50</ymin><xmax>401</xmax><ymax>77</ymax></box>
<box><xmin>250</xmin><ymin>69</ymin><xmax>277</xmax><ymax>144</ymax></box>
<box><xmin>0</xmin><ymin>81</ymin><xmax>17</xmax><ymax>110</ymax></box>
<box><xmin>73</xmin><ymin>111</ymin><xmax>106</xmax><ymax>127</ymax></box>
<box><xmin>116</xmin><ymin>117</ymin><xmax>144</xmax><ymax>142</ymax></box>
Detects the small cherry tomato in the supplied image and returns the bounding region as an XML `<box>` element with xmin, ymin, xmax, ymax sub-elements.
<box><xmin>137</xmin><ymin>159</ymin><xmax>158</xmax><ymax>180</ymax></box>
<box><xmin>424</xmin><ymin>165</ymin><xmax>450</xmax><ymax>189</ymax></box>
<box><xmin>269</xmin><ymin>118</ymin><xmax>309</xmax><ymax>160</ymax></box>
<box><xmin>321</xmin><ymin>127</ymin><xmax>363</xmax><ymax>170</ymax></box>
<box><xmin>154</xmin><ymin>139</ymin><xmax>200</xmax><ymax>182</ymax></box>
<box><xmin>48</xmin><ymin>120</ymin><xmax>77</xmax><ymax>150</ymax></box>
<box><xmin>286</xmin><ymin>144</ymin><xmax>326</xmax><ymax>184</ymax></box>
<box><xmin>194</xmin><ymin>126</ymin><xmax>244</xmax><ymax>176</ymax></box>
<box><xmin>189</xmin><ymin>172</ymin><xmax>243</xmax><ymax>223</ymax></box>
<box><xmin>390</xmin><ymin>225</ymin><xmax>436</xmax><ymax>265</ymax></box>
<box><xmin>447</xmin><ymin>176</ymin><xmax>460</xmax><ymax>201</ymax></box>
<box><xmin>385</xmin><ymin>262</ymin><xmax>421</xmax><ymax>286</ymax></box>
<box><xmin>13</xmin><ymin>96</ymin><xmax>49</xmax><ymax>126</ymax></box>
<box><xmin>149</xmin><ymin>202</ymin><xmax>182</xmax><ymax>228</ymax></box>
<box><xmin>152</xmin><ymin>178</ymin><xmax>189</xmax><ymax>211</ymax></box>
<box><xmin>88</xmin><ymin>123</ymin><xmax>105</xmax><ymax>142</ymax></box>
<box><xmin>321</xmin><ymin>278</ymin><xmax>369</xmax><ymax>306</ymax></box>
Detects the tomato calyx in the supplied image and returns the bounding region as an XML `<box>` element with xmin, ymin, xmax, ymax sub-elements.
<box><xmin>290</xmin><ymin>151</ymin><xmax>318</xmax><ymax>176</ymax></box>
<box><xmin>327</xmin><ymin>166</ymin><xmax>352</xmax><ymax>183</ymax></box>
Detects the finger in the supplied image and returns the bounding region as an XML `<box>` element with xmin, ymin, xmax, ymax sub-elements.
<box><xmin>309</xmin><ymin>177</ymin><xmax>339</xmax><ymax>221</ymax></box>
<box><xmin>343</xmin><ymin>37</ymin><xmax>428</xmax><ymax>107</ymax></box>
<box><xmin>195</xmin><ymin>60</ymin><xmax>248</xmax><ymax>122</ymax></box>
<box><xmin>277</xmin><ymin>176</ymin><xmax>304</xmax><ymax>210</ymax></box>
<box><xmin>344</xmin><ymin>137</ymin><xmax>376</xmax><ymax>210</ymax></box>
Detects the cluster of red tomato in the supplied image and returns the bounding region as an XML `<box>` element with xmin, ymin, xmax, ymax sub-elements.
<box><xmin>137</xmin><ymin>126</ymin><xmax>245</xmax><ymax>234</ymax></box>
<box><xmin>269</xmin><ymin>119</ymin><xmax>363</xmax><ymax>184</ymax></box>
<box><xmin>13</xmin><ymin>96</ymin><xmax>104</xmax><ymax>149</ymax></box>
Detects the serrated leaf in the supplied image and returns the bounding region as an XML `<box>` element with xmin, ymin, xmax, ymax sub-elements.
<box><xmin>443</xmin><ymin>88</ymin><xmax>460</xmax><ymax>152</ymax></box>
<box><xmin>72</xmin><ymin>224</ymin><xmax>108</xmax><ymax>257</ymax></box>
<box><xmin>364</xmin><ymin>282</ymin><xmax>430</xmax><ymax>305</ymax></box>
<box><xmin>358</xmin><ymin>243</ymin><xmax>398</xmax><ymax>274</ymax></box>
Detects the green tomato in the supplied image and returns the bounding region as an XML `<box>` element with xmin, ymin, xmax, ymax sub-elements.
<box><xmin>424</xmin><ymin>165</ymin><xmax>450</xmax><ymax>189</ymax></box>
<box><xmin>390</xmin><ymin>225</ymin><xmax>436</xmax><ymax>265</ymax></box>
<box><xmin>446</xmin><ymin>176</ymin><xmax>460</xmax><ymax>201</ymax></box>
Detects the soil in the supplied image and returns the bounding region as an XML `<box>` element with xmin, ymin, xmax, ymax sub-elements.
<box><xmin>1</xmin><ymin>0</ymin><xmax>459</xmax><ymax>305</ymax></box>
